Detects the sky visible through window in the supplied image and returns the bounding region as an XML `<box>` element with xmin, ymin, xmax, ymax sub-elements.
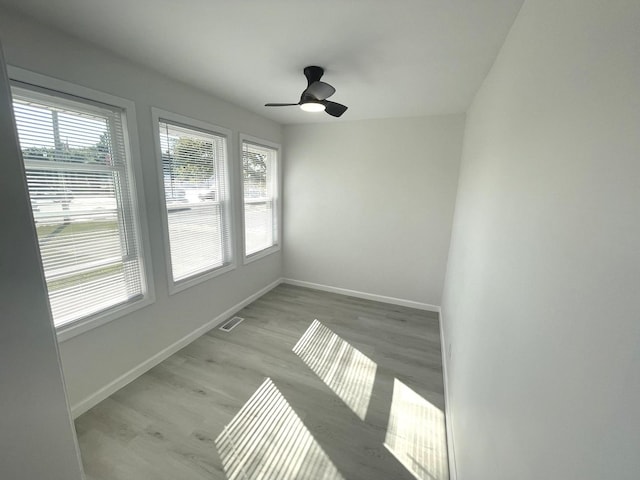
<box><xmin>13</xmin><ymin>101</ymin><xmax>107</xmax><ymax>149</ymax></box>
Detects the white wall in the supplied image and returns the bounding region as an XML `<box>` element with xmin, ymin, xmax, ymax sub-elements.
<box><xmin>441</xmin><ymin>0</ymin><xmax>640</xmax><ymax>478</ymax></box>
<box><xmin>0</xmin><ymin>42</ymin><xmax>84</xmax><ymax>480</ymax></box>
<box><xmin>283</xmin><ymin>116</ymin><xmax>464</xmax><ymax>307</ymax></box>
<box><xmin>0</xmin><ymin>9</ymin><xmax>283</xmax><ymax>412</ymax></box>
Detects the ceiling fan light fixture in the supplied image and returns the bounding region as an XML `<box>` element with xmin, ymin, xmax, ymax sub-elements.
<box><xmin>300</xmin><ymin>101</ymin><xmax>326</xmax><ymax>112</ymax></box>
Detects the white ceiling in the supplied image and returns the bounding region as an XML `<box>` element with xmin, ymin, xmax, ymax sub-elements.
<box><xmin>0</xmin><ymin>0</ymin><xmax>523</xmax><ymax>124</ymax></box>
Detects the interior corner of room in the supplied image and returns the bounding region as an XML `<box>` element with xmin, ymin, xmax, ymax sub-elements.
<box><xmin>1</xmin><ymin>0</ymin><xmax>639</xmax><ymax>479</ymax></box>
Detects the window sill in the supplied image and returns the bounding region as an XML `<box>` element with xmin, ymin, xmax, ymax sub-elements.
<box><xmin>168</xmin><ymin>262</ymin><xmax>237</xmax><ymax>295</ymax></box>
<box><xmin>243</xmin><ymin>245</ymin><xmax>281</xmax><ymax>265</ymax></box>
<box><xmin>56</xmin><ymin>294</ymin><xmax>155</xmax><ymax>342</ymax></box>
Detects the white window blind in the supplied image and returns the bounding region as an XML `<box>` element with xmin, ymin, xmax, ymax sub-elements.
<box><xmin>158</xmin><ymin>120</ymin><xmax>232</xmax><ymax>284</ymax></box>
<box><xmin>242</xmin><ymin>140</ymin><xmax>278</xmax><ymax>257</ymax></box>
<box><xmin>11</xmin><ymin>85</ymin><xmax>147</xmax><ymax>328</ymax></box>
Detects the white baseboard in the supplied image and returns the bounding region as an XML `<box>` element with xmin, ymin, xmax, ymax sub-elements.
<box><xmin>70</xmin><ymin>278</ymin><xmax>283</xmax><ymax>418</ymax></box>
<box><xmin>439</xmin><ymin>310</ymin><xmax>458</xmax><ymax>480</ymax></box>
<box><xmin>281</xmin><ymin>278</ymin><xmax>440</xmax><ymax>312</ymax></box>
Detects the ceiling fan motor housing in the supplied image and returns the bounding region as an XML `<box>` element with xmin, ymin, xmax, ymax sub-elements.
<box><xmin>303</xmin><ymin>66</ymin><xmax>325</xmax><ymax>85</ymax></box>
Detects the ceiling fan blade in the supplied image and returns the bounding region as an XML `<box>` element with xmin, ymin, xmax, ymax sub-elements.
<box><xmin>323</xmin><ymin>101</ymin><xmax>348</xmax><ymax>117</ymax></box>
<box><xmin>303</xmin><ymin>81</ymin><xmax>335</xmax><ymax>101</ymax></box>
<box><xmin>264</xmin><ymin>103</ymin><xmax>299</xmax><ymax>107</ymax></box>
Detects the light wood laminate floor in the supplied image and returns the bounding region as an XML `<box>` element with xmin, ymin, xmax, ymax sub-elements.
<box><xmin>75</xmin><ymin>284</ymin><xmax>449</xmax><ymax>480</ymax></box>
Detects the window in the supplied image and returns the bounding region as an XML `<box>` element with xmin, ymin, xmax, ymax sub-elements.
<box><xmin>241</xmin><ymin>135</ymin><xmax>280</xmax><ymax>262</ymax></box>
<box><xmin>10</xmin><ymin>77</ymin><xmax>152</xmax><ymax>335</ymax></box>
<box><xmin>153</xmin><ymin>109</ymin><xmax>234</xmax><ymax>292</ymax></box>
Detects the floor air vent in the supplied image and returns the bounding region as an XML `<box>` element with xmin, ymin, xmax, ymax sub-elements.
<box><xmin>219</xmin><ymin>316</ymin><xmax>244</xmax><ymax>332</ymax></box>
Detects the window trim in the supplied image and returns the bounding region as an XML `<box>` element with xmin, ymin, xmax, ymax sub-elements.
<box><xmin>151</xmin><ymin>108</ymin><xmax>236</xmax><ymax>295</ymax></box>
<box><xmin>8</xmin><ymin>66</ymin><xmax>156</xmax><ymax>342</ymax></box>
<box><xmin>239</xmin><ymin>134</ymin><xmax>282</xmax><ymax>265</ymax></box>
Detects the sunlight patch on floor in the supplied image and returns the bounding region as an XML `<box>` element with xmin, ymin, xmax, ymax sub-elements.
<box><xmin>384</xmin><ymin>378</ymin><xmax>449</xmax><ymax>480</ymax></box>
<box><xmin>293</xmin><ymin>319</ymin><xmax>377</xmax><ymax>420</ymax></box>
<box><xmin>215</xmin><ymin>378</ymin><xmax>344</xmax><ymax>480</ymax></box>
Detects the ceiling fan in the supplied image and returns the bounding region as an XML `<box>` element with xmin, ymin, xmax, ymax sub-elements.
<box><xmin>265</xmin><ymin>66</ymin><xmax>348</xmax><ymax>117</ymax></box>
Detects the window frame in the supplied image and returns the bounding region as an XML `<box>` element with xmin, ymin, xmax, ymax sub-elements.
<box><xmin>151</xmin><ymin>108</ymin><xmax>236</xmax><ymax>295</ymax></box>
<box><xmin>239</xmin><ymin>134</ymin><xmax>281</xmax><ymax>264</ymax></box>
<box><xmin>8</xmin><ymin>66</ymin><xmax>155</xmax><ymax>342</ymax></box>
